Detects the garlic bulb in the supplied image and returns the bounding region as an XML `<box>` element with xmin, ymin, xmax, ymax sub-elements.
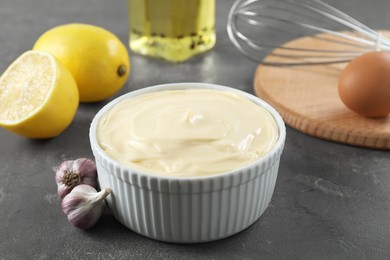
<box><xmin>55</xmin><ymin>158</ymin><xmax>98</xmax><ymax>199</ymax></box>
<box><xmin>61</xmin><ymin>184</ymin><xmax>111</xmax><ymax>229</ymax></box>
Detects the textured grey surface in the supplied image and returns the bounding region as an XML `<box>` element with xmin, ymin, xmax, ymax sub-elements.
<box><xmin>0</xmin><ymin>0</ymin><xmax>390</xmax><ymax>259</ymax></box>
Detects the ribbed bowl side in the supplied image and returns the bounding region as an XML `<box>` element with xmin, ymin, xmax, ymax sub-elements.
<box><xmin>95</xmin><ymin>155</ymin><xmax>280</xmax><ymax>243</ymax></box>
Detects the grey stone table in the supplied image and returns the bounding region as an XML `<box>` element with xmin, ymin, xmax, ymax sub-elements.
<box><xmin>0</xmin><ymin>0</ymin><xmax>389</xmax><ymax>259</ymax></box>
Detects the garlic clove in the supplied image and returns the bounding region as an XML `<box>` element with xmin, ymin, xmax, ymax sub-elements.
<box><xmin>61</xmin><ymin>184</ymin><xmax>111</xmax><ymax>229</ymax></box>
<box><xmin>55</xmin><ymin>158</ymin><xmax>98</xmax><ymax>199</ymax></box>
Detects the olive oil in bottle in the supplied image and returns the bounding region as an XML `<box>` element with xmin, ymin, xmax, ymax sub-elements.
<box><xmin>129</xmin><ymin>0</ymin><xmax>216</xmax><ymax>62</ymax></box>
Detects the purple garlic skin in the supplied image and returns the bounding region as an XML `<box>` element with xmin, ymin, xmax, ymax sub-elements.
<box><xmin>55</xmin><ymin>158</ymin><xmax>98</xmax><ymax>199</ymax></box>
<box><xmin>61</xmin><ymin>184</ymin><xmax>111</xmax><ymax>229</ymax></box>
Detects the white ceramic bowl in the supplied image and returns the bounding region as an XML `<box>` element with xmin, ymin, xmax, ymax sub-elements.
<box><xmin>89</xmin><ymin>83</ymin><xmax>286</xmax><ymax>243</ymax></box>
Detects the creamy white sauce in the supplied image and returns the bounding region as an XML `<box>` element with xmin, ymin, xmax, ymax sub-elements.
<box><xmin>97</xmin><ymin>89</ymin><xmax>279</xmax><ymax>177</ymax></box>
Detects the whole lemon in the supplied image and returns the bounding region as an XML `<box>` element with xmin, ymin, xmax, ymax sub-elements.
<box><xmin>33</xmin><ymin>23</ymin><xmax>130</xmax><ymax>102</ymax></box>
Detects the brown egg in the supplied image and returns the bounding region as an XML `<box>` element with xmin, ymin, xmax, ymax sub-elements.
<box><xmin>338</xmin><ymin>51</ymin><xmax>390</xmax><ymax>117</ymax></box>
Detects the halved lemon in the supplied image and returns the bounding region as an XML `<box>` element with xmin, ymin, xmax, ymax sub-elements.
<box><xmin>0</xmin><ymin>50</ymin><xmax>79</xmax><ymax>138</ymax></box>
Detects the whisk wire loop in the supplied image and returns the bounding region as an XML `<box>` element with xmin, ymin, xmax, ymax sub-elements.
<box><xmin>227</xmin><ymin>0</ymin><xmax>390</xmax><ymax>65</ymax></box>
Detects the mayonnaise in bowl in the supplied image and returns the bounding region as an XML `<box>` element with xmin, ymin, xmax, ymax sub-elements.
<box><xmin>96</xmin><ymin>88</ymin><xmax>279</xmax><ymax>177</ymax></box>
<box><xmin>89</xmin><ymin>83</ymin><xmax>286</xmax><ymax>243</ymax></box>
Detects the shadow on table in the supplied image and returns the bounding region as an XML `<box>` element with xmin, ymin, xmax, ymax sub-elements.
<box><xmin>83</xmin><ymin>209</ymin><xmax>257</xmax><ymax>255</ymax></box>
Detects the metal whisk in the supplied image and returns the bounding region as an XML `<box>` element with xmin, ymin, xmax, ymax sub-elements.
<box><xmin>227</xmin><ymin>0</ymin><xmax>390</xmax><ymax>65</ymax></box>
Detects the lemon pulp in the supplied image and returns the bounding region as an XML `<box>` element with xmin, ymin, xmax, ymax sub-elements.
<box><xmin>0</xmin><ymin>52</ymin><xmax>53</xmax><ymax>123</ymax></box>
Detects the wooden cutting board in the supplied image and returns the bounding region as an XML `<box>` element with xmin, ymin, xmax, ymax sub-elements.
<box><xmin>254</xmin><ymin>32</ymin><xmax>390</xmax><ymax>150</ymax></box>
